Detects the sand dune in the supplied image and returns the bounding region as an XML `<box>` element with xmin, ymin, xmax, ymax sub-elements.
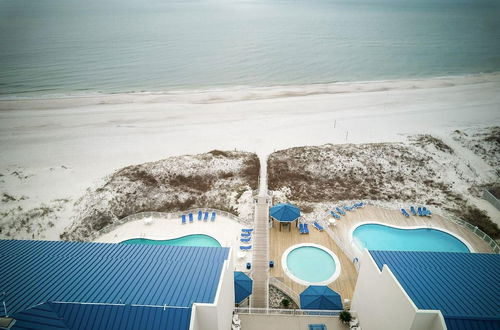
<box><xmin>0</xmin><ymin>73</ymin><xmax>499</xmax><ymax>240</ymax></box>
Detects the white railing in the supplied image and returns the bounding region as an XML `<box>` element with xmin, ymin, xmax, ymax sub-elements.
<box><xmin>324</xmin><ymin>223</ymin><xmax>360</xmax><ymax>272</ymax></box>
<box><xmin>447</xmin><ymin>216</ymin><xmax>500</xmax><ymax>254</ymax></box>
<box><xmin>235</xmin><ymin>307</ymin><xmax>341</xmax><ymax>317</ymax></box>
<box><xmin>362</xmin><ymin>203</ymin><xmax>499</xmax><ymax>254</ymax></box>
<box><xmin>269</xmin><ymin>277</ymin><xmax>300</xmax><ymax>307</ymax></box>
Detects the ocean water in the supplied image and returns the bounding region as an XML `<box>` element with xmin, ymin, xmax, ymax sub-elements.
<box><xmin>0</xmin><ymin>0</ymin><xmax>499</xmax><ymax>97</ymax></box>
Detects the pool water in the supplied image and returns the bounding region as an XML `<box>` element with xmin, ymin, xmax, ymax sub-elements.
<box><xmin>120</xmin><ymin>234</ymin><xmax>221</xmax><ymax>247</ymax></box>
<box><xmin>352</xmin><ymin>224</ymin><xmax>470</xmax><ymax>253</ymax></box>
<box><xmin>286</xmin><ymin>246</ymin><xmax>337</xmax><ymax>283</ymax></box>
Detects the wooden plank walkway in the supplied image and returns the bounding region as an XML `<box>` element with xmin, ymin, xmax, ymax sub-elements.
<box><xmin>250</xmin><ymin>196</ymin><xmax>270</xmax><ymax>308</ymax></box>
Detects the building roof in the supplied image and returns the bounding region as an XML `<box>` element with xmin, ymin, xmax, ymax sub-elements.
<box><xmin>11</xmin><ymin>302</ymin><xmax>192</xmax><ymax>330</ymax></box>
<box><xmin>0</xmin><ymin>239</ymin><xmax>229</xmax><ymax>317</ymax></box>
<box><xmin>369</xmin><ymin>250</ymin><xmax>500</xmax><ymax>330</ymax></box>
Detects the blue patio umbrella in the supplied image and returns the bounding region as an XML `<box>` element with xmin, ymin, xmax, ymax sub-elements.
<box><xmin>300</xmin><ymin>286</ymin><xmax>343</xmax><ymax>310</ymax></box>
<box><xmin>270</xmin><ymin>203</ymin><xmax>301</xmax><ymax>222</ymax></box>
<box><xmin>234</xmin><ymin>271</ymin><xmax>253</xmax><ymax>304</ymax></box>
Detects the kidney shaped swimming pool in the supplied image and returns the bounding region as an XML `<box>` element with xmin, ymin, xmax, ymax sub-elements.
<box><xmin>121</xmin><ymin>234</ymin><xmax>221</xmax><ymax>247</ymax></box>
<box><xmin>352</xmin><ymin>224</ymin><xmax>470</xmax><ymax>253</ymax></box>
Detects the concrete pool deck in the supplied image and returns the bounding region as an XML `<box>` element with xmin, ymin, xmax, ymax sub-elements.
<box><xmin>95</xmin><ymin>214</ymin><xmax>251</xmax><ymax>271</ymax></box>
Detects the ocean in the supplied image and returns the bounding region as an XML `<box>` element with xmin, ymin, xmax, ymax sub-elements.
<box><xmin>0</xmin><ymin>0</ymin><xmax>499</xmax><ymax>97</ymax></box>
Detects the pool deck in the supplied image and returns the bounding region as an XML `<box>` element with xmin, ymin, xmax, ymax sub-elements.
<box><xmin>332</xmin><ymin>205</ymin><xmax>493</xmax><ymax>255</ymax></box>
<box><xmin>269</xmin><ymin>222</ymin><xmax>358</xmax><ymax>304</ymax></box>
<box><xmin>95</xmin><ymin>214</ymin><xmax>251</xmax><ymax>270</ymax></box>
<box><xmin>269</xmin><ymin>204</ymin><xmax>494</xmax><ymax>304</ymax></box>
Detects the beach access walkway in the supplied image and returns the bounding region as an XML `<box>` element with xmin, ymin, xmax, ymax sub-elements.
<box><xmin>250</xmin><ymin>155</ymin><xmax>270</xmax><ymax>308</ymax></box>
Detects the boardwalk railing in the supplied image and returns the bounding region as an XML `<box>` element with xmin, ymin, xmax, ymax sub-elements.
<box><xmin>96</xmin><ymin>208</ymin><xmax>248</xmax><ymax>238</ymax></box>
<box><xmin>323</xmin><ymin>222</ymin><xmax>360</xmax><ymax>272</ymax></box>
<box><xmin>235</xmin><ymin>307</ymin><xmax>341</xmax><ymax>317</ymax></box>
<box><xmin>269</xmin><ymin>277</ymin><xmax>300</xmax><ymax>307</ymax></box>
<box><xmin>448</xmin><ymin>216</ymin><xmax>500</xmax><ymax>254</ymax></box>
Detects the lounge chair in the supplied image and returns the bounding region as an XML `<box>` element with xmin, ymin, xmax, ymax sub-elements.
<box><xmin>313</xmin><ymin>221</ymin><xmax>324</xmax><ymax>231</ymax></box>
<box><xmin>330</xmin><ymin>211</ymin><xmax>340</xmax><ymax>219</ymax></box>
<box><xmin>401</xmin><ymin>208</ymin><xmax>409</xmax><ymax>217</ymax></box>
<box><xmin>417</xmin><ymin>207</ymin><xmax>422</xmax><ymax>216</ymax></box>
<box><xmin>181</xmin><ymin>214</ymin><xmax>187</xmax><ymax>224</ymax></box>
<box><xmin>299</xmin><ymin>223</ymin><xmax>305</xmax><ymax>234</ymax></box>
<box><xmin>426</xmin><ymin>208</ymin><xmax>432</xmax><ymax>216</ymax></box>
<box><xmin>336</xmin><ymin>207</ymin><xmax>346</xmax><ymax>215</ymax></box>
<box><xmin>343</xmin><ymin>206</ymin><xmax>351</xmax><ymax>212</ymax></box>
<box><xmin>246</xmin><ymin>262</ymin><xmax>251</xmax><ymax>269</ymax></box>
<box><xmin>240</xmin><ymin>237</ymin><xmax>251</xmax><ymax>243</ymax></box>
<box><xmin>410</xmin><ymin>206</ymin><xmax>417</xmax><ymax>216</ymax></box>
<box><xmin>204</xmin><ymin>212</ymin><xmax>209</xmax><ymax>221</ymax></box>
<box><xmin>211</xmin><ymin>212</ymin><xmax>216</xmax><ymax>221</ymax></box>
<box><xmin>241</xmin><ymin>232</ymin><xmax>251</xmax><ymax>237</ymax></box>
<box><xmin>423</xmin><ymin>207</ymin><xmax>430</xmax><ymax>216</ymax></box>
<box><xmin>303</xmin><ymin>223</ymin><xmax>309</xmax><ymax>234</ymax></box>
<box><xmin>242</xmin><ymin>228</ymin><xmax>253</xmax><ymax>233</ymax></box>
<box><xmin>240</xmin><ymin>245</ymin><xmax>252</xmax><ymax>251</ymax></box>
<box><xmin>198</xmin><ymin>210</ymin><xmax>202</xmax><ymax>220</ymax></box>
<box><xmin>189</xmin><ymin>213</ymin><xmax>194</xmax><ymax>222</ymax></box>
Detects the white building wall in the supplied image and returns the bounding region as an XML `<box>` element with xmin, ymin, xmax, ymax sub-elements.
<box><xmin>351</xmin><ymin>250</ymin><xmax>446</xmax><ymax>330</ymax></box>
<box><xmin>190</xmin><ymin>248</ymin><xmax>235</xmax><ymax>330</ymax></box>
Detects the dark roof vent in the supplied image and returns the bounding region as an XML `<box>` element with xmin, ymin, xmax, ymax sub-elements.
<box><xmin>0</xmin><ymin>317</ymin><xmax>16</xmax><ymax>330</ymax></box>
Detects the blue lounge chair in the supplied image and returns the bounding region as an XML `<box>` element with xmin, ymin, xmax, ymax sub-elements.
<box><xmin>303</xmin><ymin>223</ymin><xmax>309</xmax><ymax>234</ymax></box>
<box><xmin>343</xmin><ymin>206</ymin><xmax>351</xmax><ymax>212</ymax></box>
<box><xmin>330</xmin><ymin>211</ymin><xmax>340</xmax><ymax>219</ymax></box>
<box><xmin>313</xmin><ymin>221</ymin><xmax>324</xmax><ymax>231</ymax></box>
<box><xmin>241</xmin><ymin>232</ymin><xmax>251</xmax><ymax>237</ymax></box>
<box><xmin>197</xmin><ymin>210</ymin><xmax>202</xmax><ymax>220</ymax></box>
<box><xmin>410</xmin><ymin>206</ymin><xmax>417</xmax><ymax>216</ymax></box>
<box><xmin>211</xmin><ymin>212</ymin><xmax>216</xmax><ymax>221</ymax></box>
<box><xmin>204</xmin><ymin>212</ymin><xmax>209</xmax><ymax>221</ymax></box>
<box><xmin>336</xmin><ymin>207</ymin><xmax>346</xmax><ymax>215</ymax></box>
<box><xmin>401</xmin><ymin>208</ymin><xmax>409</xmax><ymax>217</ymax></box>
<box><xmin>181</xmin><ymin>214</ymin><xmax>187</xmax><ymax>224</ymax></box>
<box><xmin>240</xmin><ymin>237</ymin><xmax>251</xmax><ymax>243</ymax></box>
<box><xmin>240</xmin><ymin>245</ymin><xmax>252</xmax><ymax>251</ymax></box>
<box><xmin>426</xmin><ymin>208</ymin><xmax>432</xmax><ymax>216</ymax></box>
<box><xmin>242</xmin><ymin>228</ymin><xmax>253</xmax><ymax>233</ymax></box>
<box><xmin>188</xmin><ymin>213</ymin><xmax>194</xmax><ymax>222</ymax></box>
<box><xmin>299</xmin><ymin>223</ymin><xmax>305</xmax><ymax>234</ymax></box>
<box><xmin>417</xmin><ymin>207</ymin><xmax>422</xmax><ymax>216</ymax></box>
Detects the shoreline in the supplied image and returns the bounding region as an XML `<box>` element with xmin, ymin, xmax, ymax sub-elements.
<box><xmin>1</xmin><ymin>71</ymin><xmax>499</xmax><ymax>110</ymax></box>
<box><xmin>0</xmin><ymin>72</ymin><xmax>499</xmax><ymax>240</ymax></box>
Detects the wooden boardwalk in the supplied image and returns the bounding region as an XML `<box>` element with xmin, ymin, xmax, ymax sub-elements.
<box><xmin>250</xmin><ymin>196</ymin><xmax>270</xmax><ymax>308</ymax></box>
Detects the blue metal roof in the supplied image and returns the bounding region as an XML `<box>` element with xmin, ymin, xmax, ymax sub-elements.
<box><xmin>11</xmin><ymin>302</ymin><xmax>191</xmax><ymax>330</ymax></box>
<box><xmin>369</xmin><ymin>251</ymin><xmax>500</xmax><ymax>330</ymax></box>
<box><xmin>0</xmin><ymin>239</ymin><xmax>229</xmax><ymax>317</ymax></box>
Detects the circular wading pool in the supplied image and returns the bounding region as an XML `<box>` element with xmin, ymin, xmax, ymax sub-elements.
<box><xmin>282</xmin><ymin>243</ymin><xmax>341</xmax><ymax>285</ymax></box>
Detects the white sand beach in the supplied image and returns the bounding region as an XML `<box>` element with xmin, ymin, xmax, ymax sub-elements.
<box><xmin>0</xmin><ymin>73</ymin><xmax>499</xmax><ymax>240</ymax></box>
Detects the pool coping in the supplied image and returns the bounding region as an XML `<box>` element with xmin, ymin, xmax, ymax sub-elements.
<box><xmin>119</xmin><ymin>233</ymin><xmax>222</xmax><ymax>247</ymax></box>
<box><xmin>349</xmin><ymin>221</ymin><xmax>475</xmax><ymax>254</ymax></box>
<box><xmin>281</xmin><ymin>243</ymin><xmax>342</xmax><ymax>286</ymax></box>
